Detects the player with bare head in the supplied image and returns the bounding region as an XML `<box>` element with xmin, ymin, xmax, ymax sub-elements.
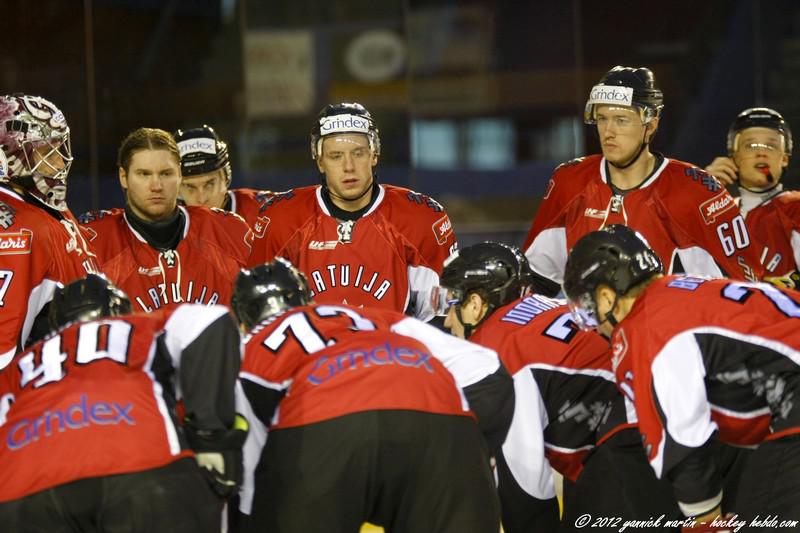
<box><xmin>79</xmin><ymin>127</ymin><xmax>252</xmax><ymax>312</ymax></box>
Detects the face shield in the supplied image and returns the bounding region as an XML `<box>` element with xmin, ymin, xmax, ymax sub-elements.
<box><xmin>428</xmin><ymin>285</ymin><xmax>466</xmax><ymax>316</ymax></box>
<box><xmin>566</xmin><ymin>290</ymin><xmax>600</xmax><ymax>331</ymax></box>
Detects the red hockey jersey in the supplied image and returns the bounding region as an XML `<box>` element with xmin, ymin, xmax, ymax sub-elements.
<box><xmin>0</xmin><ymin>304</ymin><xmax>240</xmax><ymax>502</ymax></box>
<box><xmin>239</xmin><ymin>303</ymin><xmax>508</xmax><ymax>430</ymax></box>
<box><xmin>609</xmin><ymin>275</ymin><xmax>800</xmax><ymax>506</ymax></box>
<box><xmin>0</xmin><ymin>187</ymin><xmax>100</xmax><ymax>367</ymax></box>
<box><xmin>227</xmin><ymin>188</ymin><xmax>275</xmax><ymax>231</ymax></box>
<box><xmin>471</xmin><ymin>294</ymin><xmax>631</xmax><ymax>487</ymax></box>
<box><xmin>246</xmin><ymin>185</ymin><xmax>457</xmax><ymax>321</ymax></box>
<box><xmin>744</xmin><ymin>190</ymin><xmax>800</xmax><ymax>277</ymax></box>
<box><xmin>80</xmin><ymin>206</ymin><xmax>252</xmax><ymax>312</ymax></box>
<box><xmin>523</xmin><ymin>155</ymin><xmax>764</xmax><ymax>284</ymax></box>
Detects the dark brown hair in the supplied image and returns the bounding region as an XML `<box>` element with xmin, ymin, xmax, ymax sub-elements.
<box><xmin>117</xmin><ymin>127</ymin><xmax>180</xmax><ymax>172</ymax></box>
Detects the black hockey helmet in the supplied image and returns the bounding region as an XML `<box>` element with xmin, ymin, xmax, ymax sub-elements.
<box><xmin>727</xmin><ymin>107</ymin><xmax>793</xmax><ymax>156</ymax></box>
<box><xmin>232</xmin><ymin>258</ymin><xmax>312</xmax><ymax>330</ymax></box>
<box><xmin>584</xmin><ymin>66</ymin><xmax>664</xmax><ymax>125</ymax></box>
<box><xmin>433</xmin><ymin>242</ymin><xmax>536</xmax><ymax>317</ymax></box>
<box><xmin>174</xmin><ymin>125</ymin><xmax>232</xmax><ymax>184</ymax></box>
<box><xmin>563</xmin><ymin>224</ymin><xmax>662</xmax><ymax>330</ymax></box>
<box><xmin>49</xmin><ymin>274</ymin><xmax>132</xmax><ymax>331</ymax></box>
<box><xmin>310</xmin><ymin>102</ymin><xmax>380</xmax><ymax>160</ymax></box>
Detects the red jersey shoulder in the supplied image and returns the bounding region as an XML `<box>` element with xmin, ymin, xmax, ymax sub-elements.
<box><xmin>773</xmin><ymin>191</ymin><xmax>800</xmax><ymax>224</ymax></box>
<box><xmin>379</xmin><ymin>185</ymin><xmax>454</xmax><ymax>246</ymax></box>
<box><xmin>658</xmin><ymin>159</ymin><xmax>738</xmax><ymax>223</ymax></box>
<box><xmin>76</xmin><ymin>208</ymin><xmax>126</xmax><ymax>254</ymax></box>
<box><xmin>254</xmin><ymin>187</ymin><xmax>316</xmax><ymax>239</ymax></box>
<box><xmin>547</xmin><ymin>155</ymin><xmax>602</xmax><ymax>199</ymax></box>
<box><xmin>0</xmin><ymin>192</ymin><xmax>53</xmax><ymax>256</ymax></box>
<box><xmin>185</xmin><ymin>206</ymin><xmax>252</xmax><ymax>259</ymax></box>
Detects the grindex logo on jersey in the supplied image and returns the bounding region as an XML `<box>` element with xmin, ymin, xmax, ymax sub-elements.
<box><xmin>6</xmin><ymin>394</ymin><xmax>135</xmax><ymax>451</ymax></box>
<box><xmin>0</xmin><ymin>229</ymin><xmax>32</xmax><ymax>255</ymax></box>
<box><xmin>699</xmin><ymin>191</ymin><xmax>735</xmax><ymax>225</ymax></box>
<box><xmin>432</xmin><ymin>214</ymin><xmax>453</xmax><ymax>245</ymax></box>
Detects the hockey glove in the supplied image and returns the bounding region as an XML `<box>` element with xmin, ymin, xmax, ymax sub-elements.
<box><xmin>186</xmin><ymin>414</ymin><xmax>249</xmax><ymax>499</ymax></box>
<box><xmin>764</xmin><ymin>270</ymin><xmax>800</xmax><ymax>291</ymax></box>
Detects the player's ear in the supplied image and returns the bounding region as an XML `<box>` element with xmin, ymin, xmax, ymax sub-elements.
<box><xmin>371</xmin><ymin>151</ymin><xmax>379</xmax><ymax>168</ymax></box>
<box><xmin>118</xmin><ymin>166</ymin><xmax>128</xmax><ymax>191</ymax></box>
<box><xmin>782</xmin><ymin>153</ymin><xmax>790</xmax><ymax>169</ymax></box>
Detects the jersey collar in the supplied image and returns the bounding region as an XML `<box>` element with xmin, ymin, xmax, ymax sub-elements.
<box><xmin>599</xmin><ymin>155</ymin><xmax>669</xmax><ymax>190</ymax></box>
<box><xmin>315</xmin><ymin>184</ymin><xmax>385</xmax><ymax>218</ymax></box>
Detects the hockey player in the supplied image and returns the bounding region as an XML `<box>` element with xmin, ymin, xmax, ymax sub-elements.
<box><xmin>232</xmin><ymin>258</ymin><xmax>512</xmax><ymax>532</ymax></box>
<box><xmin>0</xmin><ymin>94</ymin><xmax>100</xmax><ymax>368</ymax></box>
<box><xmin>563</xmin><ymin>224</ymin><xmax>800</xmax><ymax>527</ymax></box>
<box><xmin>435</xmin><ymin>242</ymin><xmax>679</xmax><ymax>532</ymax></box>
<box><xmin>174</xmin><ymin>124</ymin><xmax>275</xmax><ymax>229</ymax></box>
<box><xmin>0</xmin><ymin>275</ymin><xmax>246</xmax><ymax>532</ymax></box>
<box><xmin>523</xmin><ymin>66</ymin><xmax>763</xmax><ymax>292</ymax></box>
<box><xmin>80</xmin><ymin>127</ymin><xmax>252</xmax><ymax>312</ymax></box>
<box><xmin>247</xmin><ymin>102</ymin><xmax>457</xmax><ymax>321</ymax></box>
<box><xmin>706</xmin><ymin>108</ymin><xmax>800</xmax><ymax>287</ymax></box>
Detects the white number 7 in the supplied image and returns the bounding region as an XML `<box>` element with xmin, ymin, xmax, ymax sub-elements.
<box><xmin>0</xmin><ymin>270</ymin><xmax>13</xmax><ymax>307</ymax></box>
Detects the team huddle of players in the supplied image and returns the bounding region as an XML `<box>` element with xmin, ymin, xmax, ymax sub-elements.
<box><xmin>0</xmin><ymin>63</ymin><xmax>798</xmax><ymax>533</ymax></box>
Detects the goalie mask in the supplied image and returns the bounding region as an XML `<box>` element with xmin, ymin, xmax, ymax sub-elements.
<box><xmin>0</xmin><ymin>94</ymin><xmax>73</xmax><ymax>211</ymax></box>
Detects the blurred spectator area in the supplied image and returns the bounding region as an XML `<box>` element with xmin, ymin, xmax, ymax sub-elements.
<box><xmin>4</xmin><ymin>0</ymin><xmax>800</xmax><ymax>246</ymax></box>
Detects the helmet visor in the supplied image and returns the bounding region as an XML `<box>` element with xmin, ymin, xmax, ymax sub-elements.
<box><xmin>566</xmin><ymin>291</ymin><xmax>600</xmax><ymax>331</ymax></box>
<box><xmin>428</xmin><ymin>285</ymin><xmax>465</xmax><ymax>316</ymax></box>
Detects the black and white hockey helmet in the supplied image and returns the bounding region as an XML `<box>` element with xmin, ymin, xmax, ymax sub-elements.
<box><xmin>0</xmin><ymin>94</ymin><xmax>73</xmax><ymax>211</ymax></box>
<box><xmin>563</xmin><ymin>225</ymin><xmax>662</xmax><ymax>330</ymax></box>
<box><xmin>584</xmin><ymin>66</ymin><xmax>664</xmax><ymax>125</ymax></box>
<box><xmin>727</xmin><ymin>107</ymin><xmax>793</xmax><ymax>156</ymax></box>
<box><xmin>310</xmin><ymin>102</ymin><xmax>380</xmax><ymax>160</ymax></box>
<box><xmin>174</xmin><ymin>125</ymin><xmax>232</xmax><ymax>184</ymax></box>
<box><xmin>232</xmin><ymin>258</ymin><xmax>312</xmax><ymax>330</ymax></box>
<box><xmin>432</xmin><ymin>242</ymin><xmax>535</xmax><ymax>316</ymax></box>
<box><xmin>49</xmin><ymin>274</ymin><xmax>132</xmax><ymax>332</ymax></box>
